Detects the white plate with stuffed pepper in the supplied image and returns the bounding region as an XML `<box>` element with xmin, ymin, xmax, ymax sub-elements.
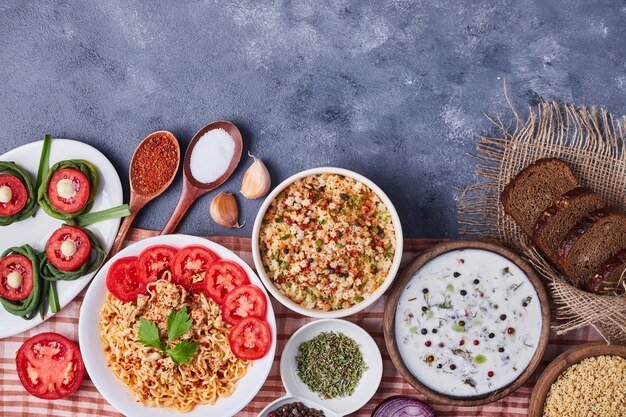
<box><xmin>0</xmin><ymin>137</ymin><xmax>126</xmax><ymax>338</ymax></box>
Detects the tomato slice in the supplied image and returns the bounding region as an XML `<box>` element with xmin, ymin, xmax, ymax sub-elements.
<box><xmin>106</xmin><ymin>256</ymin><xmax>146</xmax><ymax>302</ymax></box>
<box><xmin>45</xmin><ymin>226</ymin><xmax>92</xmax><ymax>271</ymax></box>
<box><xmin>16</xmin><ymin>332</ymin><xmax>85</xmax><ymax>400</ymax></box>
<box><xmin>47</xmin><ymin>168</ymin><xmax>90</xmax><ymax>214</ymax></box>
<box><xmin>0</xmin><ymin>174</ymin><xmax>28</xmax><ymax>217</ymax></box>
<box><xmin>228</xmin><ymin>317</ymin><xmax>272</xmax><ymax>360</ymax></box>
<box><xmin>221</xmin><ymin>284</ymin><xmax>267</xmax><ymax>325</ymax></box>
<box><xmin>0</xmin><ymin>253</ymin><xmax>34</xmax><ymax>301</ymax></box>
<box><xmin>137</xmin><ymin>245</ymin><xmax>177</xmax><ymax>284</ymax></box>
<box><xmin>172</xmin><ymin>246</ymin><xmax>219</xmax><ymax>293</ymax></box>
<box><xmin>205</xmin><ymin>260</ymin><xmax>250</xmax><ymax>303</ymax></box>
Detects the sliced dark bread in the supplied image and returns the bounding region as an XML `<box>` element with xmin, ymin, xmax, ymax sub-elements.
<box><xmin>586</xmin><ymin>249</ymin><xmax>626</xmax><ymax>294</ymax></box>
<box><xmin>533</xmin><ymin>187</ymin><xmax>605</xmax><ymax>262</ymax></box>
<box><xmin>557</xmin><ymin>208</ymin><xmax>626</xmax><ymax>285</ymax></box>
<box><xmin>501</xmin><ymin>158</ymin><xmax>579</xmax><ymax>236</ymax></box>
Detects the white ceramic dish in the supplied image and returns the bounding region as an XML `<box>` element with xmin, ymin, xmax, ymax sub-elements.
<box><xmin>79</xmin><ymin>234</ymin><xmax>277</xmax><ymax>417</ymax></box>
<box><xmin>252</xmin><ymin>167</ymin><xmax>403</xmax><ymax>319</ymax></box>
<box><xmin>258</xmin><ymin>319</ymin><xmax>382</xmax><ymax>417</ymax></box>
<box><xmin>0</xmin><ymin>139</ymin><xmax>123</xmax><ymax>338</ymax></box>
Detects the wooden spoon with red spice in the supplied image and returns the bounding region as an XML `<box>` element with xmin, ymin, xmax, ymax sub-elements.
<box><xmin>109</xmin><ymin>131</ymin><xmax>180</xmax><ymax>256</ymax></box>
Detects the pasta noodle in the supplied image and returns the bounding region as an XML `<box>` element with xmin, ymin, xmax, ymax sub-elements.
<box><xmin>99</xmin><ymin>277</ymin><xmax>249</xmax><ymax>412</ymax></box>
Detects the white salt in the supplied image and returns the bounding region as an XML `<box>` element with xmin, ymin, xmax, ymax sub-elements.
<box><xmin>189</xmin><ymin>128</ymin><xmax>235</xmax><ymax>184</ymax></box>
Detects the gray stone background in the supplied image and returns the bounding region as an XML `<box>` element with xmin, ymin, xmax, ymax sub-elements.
<box><xmin>1</xmin><ymin>0</ymin><xmax>625</xmax><ymax>238</ymax></box>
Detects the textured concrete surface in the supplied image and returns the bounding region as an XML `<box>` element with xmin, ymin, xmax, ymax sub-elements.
<box><xmin>1</xmin><ymin>0</ymin><xmax>625</xmax><ymax>238</ymax></box>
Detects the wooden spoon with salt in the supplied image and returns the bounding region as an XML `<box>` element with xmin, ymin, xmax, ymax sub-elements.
<box><xmin>109</xmin><ymin>131</ymin><xmax>180</xmax><ymax>256</ymax></box>
<box><xmin>160</xmin><ymin>121</ymin><xmax>243</xmax><ymax>235</ymax></box>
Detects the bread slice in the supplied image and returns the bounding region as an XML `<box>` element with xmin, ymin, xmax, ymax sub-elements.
<box><xmin>557</xmin><ymin>208</ymin><xmax>626</xmax><ymax>285</ymax></box>
<box><xmin>533</xmin><ymin>187</ymin><xmax>605</xmax><ymax>262</ymax></box>
<box><xmin>501</xmin><ymin>158</ymin><xmax>579</xmax><ymax>236</ymax></box>
<box><xmin>586</xmin><ymin>249</ymin><xmax>626</xmax><ymax>294</ymax></box>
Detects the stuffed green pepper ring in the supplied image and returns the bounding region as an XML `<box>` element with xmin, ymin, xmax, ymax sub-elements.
<box><xmin>38</xmin><ymin>159</ymin><xmax>99</xmax><ymax>220</ymax></box>
<box><xmin>0</xmin><ymin>162</ymin><xmax>38</xmax><ymax>226</ymax></box>
<box><xmin>0</xmin><ymin>245</ymin><xmax>42</xmax><ymax>320</ymax></box>
<box><xmin>40</xmin><ymin>225</ymin><xmax>106</xmax><ymax>281</ymax></box>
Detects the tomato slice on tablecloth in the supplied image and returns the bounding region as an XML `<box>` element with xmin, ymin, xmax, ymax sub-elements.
<box><xmin>228</xmin><ymin>317</ymin><xmax>271</xmax><ymax>360</ymax></box>
<box><xmin>106</xmin><ymin>256</ymin><xmax>146</xmax><ymax>302</ymax></box>
<box><xmin>172</xmin><ymin>246</ymin><xmax>219</xmax><ymax>293</ymax></box>
<box><xmin>137</xmin><ymin>245</ymin><xmax>177</xmax><ymax>285</ymax></box>
<box><xmin>45</xmin><ymin>226</ymin><xmax>92</xmax><ymax>271</ymax></box>
<box><xmin>205</xmin><ymin>260</ymin><xmax>249</xmax><ymax>303</ymax></box>
<box><xmin>47</xmin><ymin>168</ymin><xmax>90</xmax><ymax>214</ymax></box>
<box><xmin>0</xmin><ymin>253</ymin><xmax>34</xmax><ymax>301</ymax></box>
<box><xmin>221</xmin><ymin>284</ymin><xmax>267</xmax><ymax>325</ymax></box>
<box><xmin>0</xmin><ymin>174</ymin><xmax>28</xmax><ymax>217</ymax></box>
<box><xmin>16</xmin><ymin>332</ymin><xmax>85</xmax><ymax>400</ymax></box>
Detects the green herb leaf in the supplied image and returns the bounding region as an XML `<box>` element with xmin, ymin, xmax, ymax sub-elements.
<box><xmin>138</xmin><ymin>318</ymin><xmax>165</xmax><ymax>351</ymax></box>
<box><xmin>166</xmin><ymin>306</ymin><xmax>193</xmax><ymax>346</ymax></box>
<box><xmin>167</xmin><ymin>340</ymin><xmax>199</xmax><ymax>365</ymax></box>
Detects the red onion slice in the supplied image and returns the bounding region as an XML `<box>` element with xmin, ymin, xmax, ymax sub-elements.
<box><xmin>371</xmin><ymin>396</ymin><xmax>436</xmax><ymax>417</ymax></box>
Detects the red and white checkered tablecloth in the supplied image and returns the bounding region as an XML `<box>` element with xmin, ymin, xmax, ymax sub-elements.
<box><xmin>0</xmin><ymin>229</ymin><xmax>601</xmax><ymax>417</ymax></box>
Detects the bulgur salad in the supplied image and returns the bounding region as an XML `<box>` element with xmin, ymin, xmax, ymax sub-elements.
<box><xmin>259</xmin><ymin>174</ymin><xmax>396</xmax><ymax>311</ymax></box>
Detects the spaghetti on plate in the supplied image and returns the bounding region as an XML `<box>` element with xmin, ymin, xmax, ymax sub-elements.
<box><xmin>99</xmin><ymin>277</ymin><xmax>249</xmax><ymax>412</ymax></box>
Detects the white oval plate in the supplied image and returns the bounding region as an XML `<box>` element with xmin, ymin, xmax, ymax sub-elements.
<box><xmin>252</xmin><ymin>167</ymin><xmax>404</xmax><ymax>319</ymax></box>
<box><xmin>0</xmin><ymin>139</ymin><xmax>123</xmax><ymax>338</ymax></box>
<box><xmin>277</xmin><ymin>319</ymin><xmax>382</xmax><ymax>416</ymax></box>
<box><xmin>79</xmin><ymin>234</ymin><xmax>277</xmax><ymax>417</ymax></box>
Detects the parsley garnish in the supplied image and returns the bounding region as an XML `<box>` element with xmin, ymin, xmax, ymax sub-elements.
<box><xmin>138</xmin><ymin>306</ymin><xmax>199</xmax><ymax>365</ymax></box>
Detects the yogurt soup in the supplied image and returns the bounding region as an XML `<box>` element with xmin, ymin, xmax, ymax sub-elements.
<box><xmin>395</xmin><ymin>249</ymin><xmax>542</xmax><ymax>397</ymax></box>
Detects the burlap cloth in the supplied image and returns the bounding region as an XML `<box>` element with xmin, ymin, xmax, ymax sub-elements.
<box><xmin>458</xmin><ymin>99</ymin><xmax>626</xmax><ymax>343</ymax></box>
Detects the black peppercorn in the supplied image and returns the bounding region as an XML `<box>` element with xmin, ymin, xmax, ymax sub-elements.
<box><xmin>328</xmin><ymin>267</ymin><xmax>336</xmax><ymax>274</ymax></box>
<box><xmin>283</xmin><ymin>248</ymin><xmax>289</xmax><ymax>254</ymax></box>
<box><xmin>336</xmin><ymin>231</ymin><xmax>343</xmax><ymax>238</ymax></box>
<box><xmin>422</xmin><ymin>288</ymin><xmax>429</xmax><ymax>294</ymax></box>
<box><xmin>500</xmin><ymin>314</ymin><xmax>507</xmax><ymax>320</ymax></box>
<box><xmin>459</xmin><ymin>320</ymin><xmax>465</xmax><ymax>326</ymax></box>
<box><xmin>498</xmin><ymin>347</ymin><xmax>505</xmax><ymax>353</ymax></box>
<box><xmin>340</xmin><ymin>193</ymin><xmax>348</xmax><ymax>200</ymax></box>
<box><xmin>450</xmin><ymin>364</ymin><xmax>457</xmax><ymax>370</ymax></box>
<box><xmin>473</xmin><ymin>279</ymin><xmax>479</xmax><ymax>284</ymax></box>
<box><xmin>316</xmin><ymin>247</ymin><xmax>322</xmax><ymax>253</ymax></box>
<box><xmin>460</xmin><ymin>290</ymin><xmax>467</xmax><ymax>296</ymax></box>
<box><xmin>421</xmin><ymin>328</ymin><xmax>428</xmax><ymax>335</ymax></box>
<box><xmin>453</xmin><ymin>272</ymin><xmax>461</xmax><ymax>277</ymax></box>
<box><xmin>421</xmin><ymin>306</ymin><xmax>428</xmax><ymax>312</ymax></box>
<box><xmin>489</xmin><ymin>333</ymin><xmax>495</xmax><ymax>339</ymax></box>
<box><xmin>432</xmin><ymin>328</ymin><xmax>438</xmax><ymax>334</ymax></box>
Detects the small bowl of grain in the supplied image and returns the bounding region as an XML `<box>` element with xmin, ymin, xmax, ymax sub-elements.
<box><xmin>252</xmin><ymin>167</ymin><xmax>403</xmax><ymax>318</ymax></box>
<box><xmin>528</xmin><ymin>342</ymin><xmax>626</xmax><ymax>417</ymax></box>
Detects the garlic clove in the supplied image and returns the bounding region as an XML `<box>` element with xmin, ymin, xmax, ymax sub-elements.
<box><xmin>240</xmin><ymin>153</ymin><xmax>271</xmax><ymax>199</ymax></box>
<box><xmin>210</xmin><ymin>192</ymin><xmax>244</xmax><ymax>228</ymax></box>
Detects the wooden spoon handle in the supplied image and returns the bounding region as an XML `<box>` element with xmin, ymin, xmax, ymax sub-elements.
<box><xmin>160</xmin><ymin>179</ymin><xmax>204</xmax><ymax>235</ymax></box>
<box><xmin>109</xmin><ymin>211</ymin><xmax>138</xmax><ymax>257</ymax></box>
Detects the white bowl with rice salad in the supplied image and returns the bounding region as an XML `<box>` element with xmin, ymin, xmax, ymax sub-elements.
<box><xmin>252</xmin><ymin>167</ymin><xmax>403</xmax><ymax>318</ymax></box>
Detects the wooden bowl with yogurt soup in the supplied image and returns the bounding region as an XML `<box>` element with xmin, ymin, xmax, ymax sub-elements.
<box><xmin>384</xmin><ymin>240</ymin><xmax>551</xmax><ymax>406</ymax></box>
